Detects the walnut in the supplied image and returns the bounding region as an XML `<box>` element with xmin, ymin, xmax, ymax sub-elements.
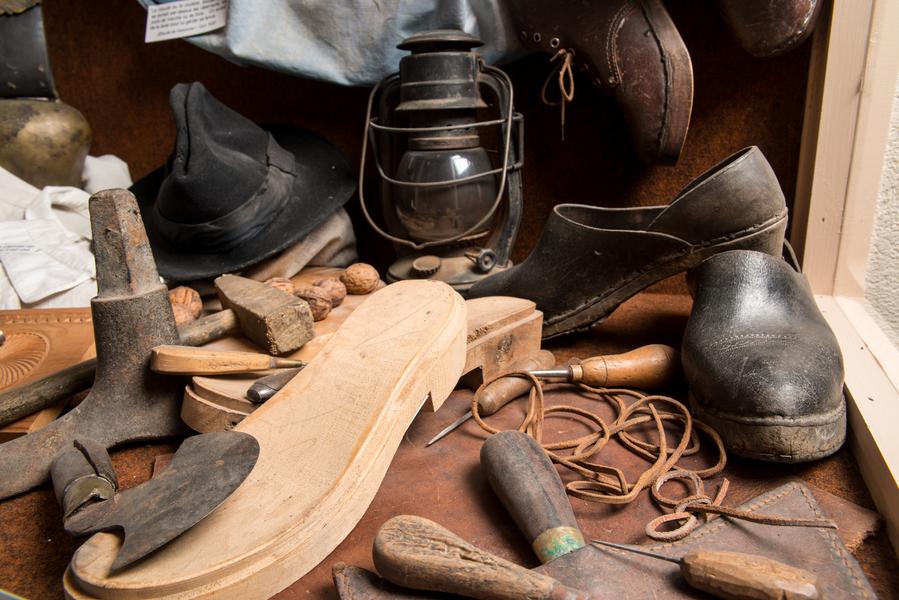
<box><xmin>374</xmin><ymin>279</ymin><xmax>387</xmax><ymax>291</ymax></box>
<box><xmin>168</xmin><ymin>286</ymin><xmax>202</xmax><ymax>326</ymax></box>
<box><xmin>312</xmin><ymin>276</ymin><xmax>347</xmax><ymax>307</ymax></box>
<box><xmin>295</xmin><ymin>286</ymin><xmax>332</xmax><ymax>321</ymax></box>
<box><xmin>264</xmin><ymin>277</ymin><xmax>295</xmax><ymax>296</ymax></box>
<box><xmin>340</xmin><ymin>263</ymin><xmax>381</xmax><ymax>295</ymax></box>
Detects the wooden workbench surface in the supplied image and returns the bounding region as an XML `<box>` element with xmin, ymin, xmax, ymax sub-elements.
<box><xmin>0</xmin><ymin>291</ymin><xmax>896</xmax><ymax>598</ymax></box>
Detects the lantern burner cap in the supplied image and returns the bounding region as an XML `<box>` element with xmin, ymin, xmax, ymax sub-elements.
<box><xmin>398</xmin><ymin>29</ymin><xmax>484</xmax><ymax>53</ymax></box>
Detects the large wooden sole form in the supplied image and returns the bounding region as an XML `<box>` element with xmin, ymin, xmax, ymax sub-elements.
<box><xmin>183</xmin><ymin>294</ymin><xmax>543</xmax><ymax>433</ymax></box>
<box><xmin>61</xmin><ymin>281</ymin><xmax>533</xmax><ymax>598</ymax></box>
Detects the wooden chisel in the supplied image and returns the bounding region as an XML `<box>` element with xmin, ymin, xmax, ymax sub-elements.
<box><xmin>150</xmin><ymin>346</ymin><xmax>305</xmax><ymax>376</ymax></box>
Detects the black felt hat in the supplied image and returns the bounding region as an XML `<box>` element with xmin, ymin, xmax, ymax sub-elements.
<box><xmin>132</xmin><ymin>82</ymin><xmax>355</xmax><ymax>282</ymax></box>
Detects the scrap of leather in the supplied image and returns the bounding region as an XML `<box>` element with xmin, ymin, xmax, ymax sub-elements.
<box><xmin>334</xmin><ymin>482</ymin><xmax>876</xmax><ymax>599</ymax></box>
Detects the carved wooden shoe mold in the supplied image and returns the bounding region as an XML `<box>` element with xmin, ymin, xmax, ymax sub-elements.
<box><xmin>64</xmin><ymin>279</ymin><xmax>468</xmax><ymax>599</ymax></box>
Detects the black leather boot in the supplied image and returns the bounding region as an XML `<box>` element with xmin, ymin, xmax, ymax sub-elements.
<box><xmin>682</xmin><ymin>250</ymin><xmax>846</xmax><ymax>463</ymax></box>
<box><xmin>507</xmin><ymin>0</ymin><xmax>693</xmax><ymax>163</ymax></box>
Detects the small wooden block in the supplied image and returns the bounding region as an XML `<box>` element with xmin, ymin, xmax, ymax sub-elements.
<box><xmin>215</xmin><ymin>274</ymin><xmax>314</xmax><ymax>356</ymax></box>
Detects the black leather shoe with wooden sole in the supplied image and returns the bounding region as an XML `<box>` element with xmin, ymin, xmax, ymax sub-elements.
<box><xmin>467</xmin><ymin>147</ymin><xmax>788</xmax><ymax>339</ymax></box>
<box><xmin>683</xmin><ymin>250</ymin><xmax>846</xmax><ymax>463</ymax></box>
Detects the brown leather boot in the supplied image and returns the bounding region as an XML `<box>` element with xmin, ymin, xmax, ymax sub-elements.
<box><xmin>508</xmin><ymin>0</ymin><xmax>692</xmax><ymax>163</ymax></box>
<box><xmin>718</xmin><ymin>0</ymin><xmax>823</xmax><ymax>57</ymax></box>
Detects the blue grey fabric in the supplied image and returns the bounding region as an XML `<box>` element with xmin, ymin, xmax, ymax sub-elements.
<box><xmin>141</xmin><ymin>0</ymin><xmax>525</xmax><ymax>86</ymax></box>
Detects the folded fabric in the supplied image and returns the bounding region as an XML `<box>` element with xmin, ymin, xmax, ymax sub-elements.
<box><xmin>139</xmin><ymin>0</ymin><xmax>525</xmax><ymax>85</ymax></box>
<box><xmin>243</xmin><ymin>209</ymin><xmax>358</xmax><ymax>281</ymax></box>
<box><xmin>0</xmin><ymin>156</ymin><xmax>131</xmax><ymax>309</ymax></box>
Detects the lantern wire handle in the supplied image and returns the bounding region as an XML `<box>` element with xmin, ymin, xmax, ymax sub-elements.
<box><xmin>358</xmin><ymin>61</ymin><xmax>516</xmax><ymax>251</ymax></box>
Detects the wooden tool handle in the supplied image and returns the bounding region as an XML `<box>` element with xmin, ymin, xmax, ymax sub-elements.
<box><xmin>373</xmin><ymin>515</ymin><xmax>586</xmax><ymax>600</ymax></box>
<box><xmin>0</xmin><ymin>358</ymin><xmax>97</xmax><ymax>428</ymax></box>
<box><xmin>177</xmin><ymin>309</ymin><xmax>239</xmax><ymax>347</ymax></box>
<box><xmin>479</xmin><ymin>350</ymin><xmax>556</xmax><ymax>415</ymax></box>
<box><xmin>481</xmin><ymin>431</ymin><xmax>584</xmax><ymax>563</ymax></box>
<box><xmin>576</xmin><ymin>344</ymin><xmax>679</xmax><ymax>390</ymax></box>
<box><xmin>682</xmin><ymin>550</ymin><xmax>820</xmax><ymax>600</ymax></box>
<box><xmin>150</xmin><ymin>346</ymin><xmax>303</xmax><ymax>375</ymax></box>
<box><xmin>0</xmin><ymin>312</ymin><xmax>240</xmax><ymax>429</ymax></box>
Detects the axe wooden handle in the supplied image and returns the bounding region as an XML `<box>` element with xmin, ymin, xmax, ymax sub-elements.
<box><xmin>150</xmin><ymin>346</ymin><xmax>305</xmax><ymax>376</ymax></box>
<box><xmin>481</xmin><ymin>431</ymin><xmax>585</xmax><ymax>564</ymax></box>
<box><xmin>373</xmin><ymin>515</ymin><xmax>587</xmax><ymax>600</ymax></box>
<box><xmin>177</xmin><ymin>309</ymin><xmax>239</xmax><ymax>347</ymax></box>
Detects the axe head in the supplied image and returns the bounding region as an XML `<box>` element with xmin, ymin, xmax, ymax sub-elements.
<box><xmin>65</xmin><ymin>431</ymin><xmax>259</xmax><ymax>572</ymax></box>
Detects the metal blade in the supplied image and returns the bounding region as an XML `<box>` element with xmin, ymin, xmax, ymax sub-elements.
<box><xmin>426</xmin><ymin>412</ymin><xmax>472</xmax><ymax>446</ymax></box>
<box><xmin>591</xmin><ymin>540</ymin><xmax>681</xmax><ymax>564</ymax></box>
<box><xmin>65</xmin><ymin>431</ymin><xmax>259</xmax><ymax>571</ymax></box>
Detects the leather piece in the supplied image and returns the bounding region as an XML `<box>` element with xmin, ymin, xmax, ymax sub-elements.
<box><xmin>332</xmin><ymin>480</ymin><xmax>878</xmax><ymax>599</ymax></box>
<box><xmin>467</xmin><ymin>147</ymin><xmax>787</xmax><ymax>338</ymax></box>
<box><xmin>507</xmin><ymin>0</ymin><xmax>692</xmax><ymax>163</ymax></box>
<box><xmin>683</xmin><ymin>250</ymin><xmax>845</xmax><ymax>462</ymax></box>
<box><xmin>535</xmin><ymin>482</ymin><xmax>876</xmax><ymax>598</ymax></box>
<box><xmin>718</xmin><ymin>0</ymin><xmax>822</xmax><ymax>58</ymax></box>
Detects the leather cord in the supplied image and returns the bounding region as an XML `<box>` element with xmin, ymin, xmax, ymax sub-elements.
<box><xmin>540</xmin><ymin>49</ymin><xmax>576</xmax><ymax>140</ymax></box>
<box><xmin>470</xmin><ymin>371</ymin><xmax>837</xmax><ymax>541</ymax></box>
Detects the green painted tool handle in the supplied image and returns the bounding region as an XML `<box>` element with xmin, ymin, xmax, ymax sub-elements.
<box><xmin>481</xmin><ymin>431</ymin><xmax>585</xmax><ymax>563</ymax></box>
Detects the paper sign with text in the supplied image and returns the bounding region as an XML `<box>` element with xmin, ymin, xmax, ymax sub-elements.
<box><xmin>145</xmin><ymin>0</ymin><xmax>228</xmax><ymax>43</ymax></box>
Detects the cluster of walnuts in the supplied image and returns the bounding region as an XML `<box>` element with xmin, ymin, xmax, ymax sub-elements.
<box><xmin>168</xmin><ymin>263</ymin><xmax>386</xmax><ymax>326</ymax></box>
<box><xmin>265</xmin><ymin>263</ymin><xmax>384</xmax><ymax>322</ymax></box>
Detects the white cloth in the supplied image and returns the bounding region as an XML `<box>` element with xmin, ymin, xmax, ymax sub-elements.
<box><xmin>0</xmin><ymin>155</ymin><xmax>132</xmax><ymax>309</ymax></box>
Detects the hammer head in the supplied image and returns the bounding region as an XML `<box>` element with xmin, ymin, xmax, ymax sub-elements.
<box><xmin>214</xmin><ymin>274</ymin><xmax>314</xmax><ymax>355</ymax></box>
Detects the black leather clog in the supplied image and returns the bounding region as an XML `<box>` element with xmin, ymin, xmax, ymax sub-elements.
<box><xmin>468</xmin><ymin>147</ymin><xmax>788</xmax><ymax>338</ymax></box>
<box><xmin>682</xmin><ymin>250</ymin><xmax>846</xmax><ymax>463</ymax></box>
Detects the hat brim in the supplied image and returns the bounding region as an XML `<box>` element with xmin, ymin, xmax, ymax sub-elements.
<box><xmin>133</xmin><ymin>124</ymin><xmax>355</xmax><ymax>282</ymax></box>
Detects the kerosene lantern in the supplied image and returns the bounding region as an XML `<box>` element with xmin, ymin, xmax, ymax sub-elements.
<box><xmin>359</xmin><ymin>30</ymin><xmax>524</xmax><ymax>293</ymax></box>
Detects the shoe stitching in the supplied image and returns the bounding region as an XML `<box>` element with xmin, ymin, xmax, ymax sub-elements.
<box><xmin>545</xmin><ymin>211</ymin><xmax>788</xmax><ymax>328</ymax></box>
<box><xmin>707</xmin><ymin>333</ymin><xmax>799</xmax><ymax>349</ymax></box>
<box><xmin>694</xmin><ymin>399</ymin><xmax>846</xmax><ymax>426</ymax></box>
<box><xmin>639</xmin><ymin>0</ymin><xmax>670</xmax><ymax>154</ymax></box>
<box><xmin>802</xmin><ymin>485</ymin><xmax>873</xmax><ymax>598</ymax></box>
<box><xmin>604</xmin><ymin>2</ymin><xmax>634</xmax><ymax>84</ymax></box>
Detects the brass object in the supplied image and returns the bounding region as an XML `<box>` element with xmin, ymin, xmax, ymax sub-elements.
<box><xmin>0</xmin><ymin>98</ymin><xmax>91</xmax><ymax>187</ymax></box>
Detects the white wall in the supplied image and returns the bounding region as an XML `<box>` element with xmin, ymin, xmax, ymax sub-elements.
<box><xmin>865</xmin><ymin>74</ymin><xmax>899</xmax><ymax>345</ymax></box>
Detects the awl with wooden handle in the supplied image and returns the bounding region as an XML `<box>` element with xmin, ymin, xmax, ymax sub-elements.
<box><xmin>427</xmin><ymin>350</ymin><xmax>556</xmax><ymax>446</ymax></box>
<box><xmin>591</xmin><ymin>540</ymin><xmax>821</xmax><ymax>600</ymax></box>
<box><xmin>150</xmin><ymin>346</ymin><xmax>305</xmax><ymax>376</ymax></box>
<box><xmin>531</xmin><ymin>343</ymin><xmax>680</xmax><ymax>388</ymax></box>
<box><xmin>374</xmin><ymin>514</ymin><xmax>588</xmax><ymax>600</ymax></box>
<box><xmin>428</xmin><ymin>344</ymin><xmax>680</xmax><ymax>446</ymax></box>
